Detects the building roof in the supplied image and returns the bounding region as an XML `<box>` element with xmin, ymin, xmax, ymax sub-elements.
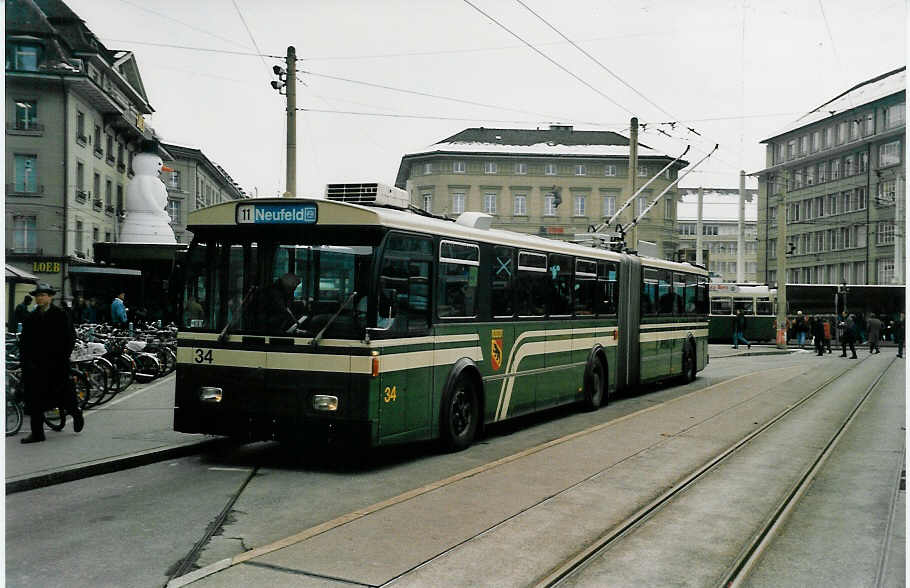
<box><xmin>763</xmin><ymin>66</ymin><xmax>906</xmax><ymax>142</ymax></box>
<box><xmin>161</xmin><ymin>142</ymin><xmax>247</xmax><ymax>200</ymax></box>
<box><xmin>396</xmin><ymin>124</ymin><xmax>682</xmax><ymax>187</ymax></box>
<box><xmin>677</xmin><ymin>188</ymin><xmax>757</xmax><ymax>222</ymax></box>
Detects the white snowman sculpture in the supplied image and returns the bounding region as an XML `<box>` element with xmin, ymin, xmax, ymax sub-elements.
<box><xmin>119</xmin><ymin>147</ymin><xmax>177</xmax><ymax>244</ymax></box>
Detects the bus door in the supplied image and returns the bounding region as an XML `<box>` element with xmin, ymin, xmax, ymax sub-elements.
<box><xmin>616</xmin><ymin>255</ymin><xmax>640</xmax><ymax>390</ymax></box>
<box><xmin>376</xmin><ymin>233</ymin><xmax>434</xmax><ymax>441</ymax></box>
<box><xmin>545</xmin><ymin>253</ymin><xmax>575</xmax><ymax>408</ymax></box>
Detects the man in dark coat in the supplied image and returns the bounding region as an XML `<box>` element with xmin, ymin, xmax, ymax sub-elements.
<box><xmin>867</xmin><ymin>313</ymin><xmax>883</xmax><ymax>354</ymax></box>
<box><xmin>838</xmin><ymin>312</ymin><xmax>858</xmax><ymax>359</ymax></box>
<box><xmin>19</xmin><ymin>283</ymin><xmax>83</xmax><ymax>443</ymax></box>
<box><xmin>811</xmin><ymin>315</ymin><xmax>825</xmax><ymax>356</ymax></box>
<box><xmin>895</xmin><ymin>312</ymin><xmax>905</xmax><ymax>358</ymax></box>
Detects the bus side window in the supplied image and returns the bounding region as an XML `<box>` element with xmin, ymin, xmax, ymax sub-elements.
<box><xmin>491</xmin><ymin>246</ymin><xmax>516</xmax><ymax>318</ymax></box>
<box><xmin>641</xmin><ymin>268</ymin><xmax>659</xmax><ymax>316</ymax></box>
<box><xmin>380</xmin><ymin>233</ymin><xmax>433</xmax><ymax>333</ymax></box>
<box><xmin>574</xmin><ymin>259</ymin><xmax>597</xmax><ymax>316</ymax></box>
<box><xmin>684</xmin><ymin>274</ymin><xmax>698</xmax><ymax>314</ymax></box>
<box><xmin>696</xmin><ymin>276</ymin><xmax>709</xmax><ymax>315</ymax></box>
<box><xmin>596</xmin><ymin>261</ymin><xmax>618</xmax><ymax>315</ymax></box>
<box><xmin>517</xmin><ymin>251</ymin><xmax>547</xmax><ymax>316</ymax></box>
<box><xmin>672</xmin><ymin>272</ymin><xmax>686</xmax><ymax>315</ymax></box>
<box><xmin>657</xmin><ymin>270</ymin><xmax>674</xmax><ymax>315</ymax></box>
<box><xmin>548</xmin><ymin>254</ymin><xmax>572</xmax><ymax>316</ymax></box>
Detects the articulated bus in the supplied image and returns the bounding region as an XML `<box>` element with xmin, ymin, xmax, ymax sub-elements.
<box><xmin>708</xmin><ymin>284</ymin><xmax>777</xmax><ymax>343</ymax></box>
<box><xmin>174</xmin><ymin>184</ymin><xmax>709</xmax><ymax>451</ymax></box>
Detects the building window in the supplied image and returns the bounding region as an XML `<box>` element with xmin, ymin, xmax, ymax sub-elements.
<box><xmin>879</xmin><ymin>140</ymin><xmax>901</xmax><ymax>168</ymax></box>
<box><xmin>483</xmin><ymin>161</ymin><xmax>497</xmax><ymax>174</ymax></box>
<box><xmin>12</xmin><ymin>215</ymin><xmax>37</xmax><ymax>253</ymax></box>
<box><xmin>702</xmin><ymin>224</ymin><xmax>719</xmax><ymax>236</ymax></box>
<box><xmin>830</xmin><ymin>158</ymin><xmax>840</xmax><ymax>179</ymax></box>
<box><xmin>800</xmin><ymin>135</ymin><xmax>809</xmax><ymax>153</ymax></box>
<box><xmin>859</xmin><ymin>151</ymin><xmax>868</xmax><ymax>173</ymax></box>
<box><xmin>810</xmin><ymin>131</ymin><xmax>819</xmax><ymax>152</ymax></box>
<box><xmin>856</xmin><ymin>187</ymin><xmax>867</xmax><ymax>210</ymax></box>
<box><xmin>75</xmin><ymin>220</ymin><xmax>84</xmax><ymax>255</ymax></box>
<box><xmin>544</xmin><ymin>194</ymin><xmax>557</xmax><ymax>216</ymax></box>
<box><xmin>168</xmin><ymin>200</ymin><xmax>181</xmax><ymax>223</ymax></box>
<box><xmin>9</xmin><ymin>43</ymin><xmax>41</xmax><ymax>71</ymax></box>
<box><xmin>574</xmin><ymin>164</ymin><xmax>586</xmax><ymax>176</ymax></box>
<box><xmin>637</xmin><ymin>165</ymin><xmax>648</xmax><ymax>177</ymax></box>
<box><xmin>92</xmin><ymin>227</ymin><xmax>99</xmax><ymax>245</ymax></box>
<box><xmin>877</xmin><ymin>258</ymin><xmax>895</xmax><ymax>284</ymax></box>
<box><xmin>105</xmin><ymin>231</ymin><xmax>111</xmax><ymax>242</ymax></box>
<box><xmin>854</xmin><ymin>261</ymin><xmax>866</xmax><ymax>285</ymax></box>
<box><xmin>483</xmin><ymin>193</ymin><xmax>497</xmax><ymax>214</ymax></box>
<box><xmin>634</xmin><ymin>194</ymin><xmax>647</xmax><ymax>216</ymax></box>
<box><xmin>849</xmin><ymin>119</ymin><xmax>860</xmax><ymax>141</ymax></box>
<box><xmin>877</xmin><ymin>221</ymin><xmax>895</xmax><ymax>245</ymax></box>
<box><xmin>823</xmin><ymin>127</ymin><xmax>833</xmax><ymax>149</ymax></box>
<box><xmin>423</xmin><ymin>162</ymin><xmax>432</xmax><ymax>175</ymax></box>
<box><xmin>169</xmin><ymin>170</ymin><xmax>181</xmax><ymax>188</ymax></box>
<box><xmin>452</xmin><ymin>192</ymin><xmax>465</xmax><ymax>215</ymax></box>
<box><xmin>76</xmin><ymin>162</ymin><xmax>85</xmax><ymax>195</ymax></box>
<box><xmin>806</xmin><ymin>166</ymin><xmax>815</xmax><ymax>185</ymax></box>
<box><xmin>604</xmin><ymin>164</ymin><xmax>617</xmax><ymax>177</ymax></box>
<box><xmin>573</xmin><ymin>195</ymin><xmax>586</xmax><ymax>216</ymax></box>
<box><xmin>13</xmin><ymin>154</ymin><xmax>37</xmax><ymax>193</ymax></box>
<box><xmin>885</xmin><ymin>103</ymin><xmax>905</xmax><ymax>129</ymax></box>
<box><xmin>76</xmin><ymin>111</ymin><xmax>86</xmax><ymax>141</ymax></box>
<box><xmin>117</xmin><ymin>184</ymin><xmax>124</xmax><ymax>211</ymax></box>
<box><xmin>665</xmin><ymin>199</ymin><xmax>673</xmax><ymax>219</ymax></box>
<box><xmin>678</xmin><ymin>223</ymin><xmax>696</xmax><ymax>236</ymax></box>
<box><xmin>106</xmin><ymin>135</ymin><xmax>114</xmax><ymax>160</ymax></box>
<box><xmin>844</xmin><ymin>154</ymin><xmax>855</xmax><ymax>176</ymax></box>
<box><xmin>93</xmin><ymin>125</ymin><xmax>102</xmax><ymax>154</ymax></box>
<box><xmin>93</xmin><ymin>173</ymin><xmax>101</xmax><ymax>201</ymax></box>
<box><xmin>837</xmin><ymin>121</ymin><xmax>847</xmax><ymax>144</ymax></box>
<box><xmin>105</xmin><ymin>179</ymin><xmax>112</xmax><ymax>207</ymax></box>
<box><xmin>422</xmin><ymin>193</ymin><xmax>432</xmax><ymax>213</ymax></box>
<box><xmin>878</xmin><ymin>180</ymin><xmax>896</xmax><ymax>205</ymax></box>
<box><xmin>545</xmin><ymin>163</ymin><xmax>557</xmax><ymax>176</ymax></box>
<box><xmin>453</xmin><ymin>161</ymin><xmax>465</xmax><ymax>173</ymax></box>
<box><xmin>117</xmin><ymin>144</ymin><xmax>125</xmax><ymax>169</ymax></box>
<box><xmin>863</xmin><ymin>112</ymin><xmax>875</xmax><ymax>136</ymax></box>
<box><xmin>14</xmin><ymin>100</ymin><xmax>37</xmax><ymax>130</ymax></box>
<box><xmin>602</xmin><ymin>192</ymin><xmax>616</xmax><ymax>218</ymax></box>
<box><xmin>515</xmin><ymin>162</ymin><xmax>527</xmax><ymax>175</ymax></box>
<box><xmin>513</xmin><ymin>194</ymin><xmax>527</xmax><ymax>216</ymax></box>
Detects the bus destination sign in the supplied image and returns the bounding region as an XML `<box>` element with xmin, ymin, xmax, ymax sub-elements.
<box><xmin>236</xmin><ymin>203</ymin><xmax>317</xmax><ymax>225</ymax></box>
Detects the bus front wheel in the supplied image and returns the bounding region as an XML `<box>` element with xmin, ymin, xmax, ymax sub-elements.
<box><xmin>440</xmin><ymin>371</ymin><xmax>479</xmax><ymax>452</ymax></box>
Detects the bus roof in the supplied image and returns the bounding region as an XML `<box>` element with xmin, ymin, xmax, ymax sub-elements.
<box><xmin>188</xmin><ymin>197</ymin><xmax>707</xmax><ymax>275</ymax></box>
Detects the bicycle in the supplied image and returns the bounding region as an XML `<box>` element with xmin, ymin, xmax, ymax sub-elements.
<box><xmin>6</xmin><ymin>367</ymin><xmax>23</xmax><ymax>436</ymax></box>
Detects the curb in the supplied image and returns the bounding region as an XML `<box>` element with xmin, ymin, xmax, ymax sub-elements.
<box><xmin>711</xmin><ymin>349</ymin><xmax>797</xmax><ymax>359</ymax></box>
<box><xmin>5</xmin><ymin>437</ymin><xmax>232</xmax><ymax>495</ymax></box>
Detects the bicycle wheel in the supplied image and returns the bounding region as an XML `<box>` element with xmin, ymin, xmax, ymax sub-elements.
<box><xmin>114</xmin><ymin>354</ymin><xmax>136</xmax><ymax>392</ymax></box>
<box><xmin>157</xmin><ymin>347</ymin><xmax>177</xmax><ymax>375</ymax></box>
<box><xmin>6</xmin><ymin>398</ymin><xmax>23</xmax><ymax>436</ymax></box>
<box><xmin>44</xmin><ymin>406</ymin><xmax>65</xmax><ymax>432</ymax></box>
<box><xmin>133</xmin><ymin>353</ymin><xmax>161</xmax><ymax>383</ymax></box>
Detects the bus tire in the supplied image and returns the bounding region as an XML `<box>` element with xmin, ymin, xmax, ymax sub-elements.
<box><xmin>440</xmin><ymin>365</ymin><xmax>480</xmax><ymax>452</ymax></box>
<box><xmin>582</xmin><ymin>349</ymin><xmax>606</xmax><ymax>411</ymax></box>
<box><xmin>682</xmin><ymin>340</ymin><xmax>697</xmax><ymax>383</ymax></box>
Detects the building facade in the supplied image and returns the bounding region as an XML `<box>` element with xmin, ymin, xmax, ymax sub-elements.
<box><xmin>160</xmin><ymin>143</ymin><xmax>246</xmax><ymax>244</ymax></box>
<box><xmin>396</xmin><ymin>125</ymin><xmax>687</xmax><ymax>259</ymax></box>
<box><xmin>6</xmin><ymin>0</ymin><xmax>157</xmax><ymax>297</ymax></box>
<box><xmin>755</xmin><ymin>67</ymin><xmax>905</xmax><ymax>287</ymax></box>
<box><xmin>677</xmin><ymin>188</ymin><xmax>758</xmax><ymax>283</ymax></box>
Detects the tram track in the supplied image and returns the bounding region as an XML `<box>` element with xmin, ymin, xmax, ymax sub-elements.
<box><xmin>535</xmin><ymin>352</ymin><xmax>895</xmax><ymax>588</ymax></box>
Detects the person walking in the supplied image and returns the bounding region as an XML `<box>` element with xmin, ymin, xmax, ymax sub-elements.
<box><xmin>811</xmin><ymin>315</ymin><xmax>825</xmax><ymax>356</ymax></box>
<box><xmin>111</xmin><ymin>291</ymin><xmax>128</xmax><ymax>328</ymax></box>
<box><xmin>18</xmin><ymin>283</ymin><xmax>83</xmax><ymax>443</ymax></box>
<box><xmin>731</xmin><ymin>309</ymin><xmax>751</xmax><ymax>350</ymax></box>
<box><xmin>838</xmin><ymin>312</ymin><xmax>858</xmax><ymax>359</ymax></box>
<box><xmin>795</xmin><ymin>311</ymin><xmax>807</xmax><ymax>348</ymax></box>
<box><xmin>822</xmin><ymin>315</ymin><xmax>833</xmax><ymax>353</ymax></box>
<box><xmin>895</xmin><ymin>312</ymin><xmax>904</xmax><ymax>358</ymax></box>
<box><xmin>12</xmin><ymin>294</ymin><xmax>32</xmax><ymax>331</ymax></box>
<box><xmin>867</xmin><ymin>313</ymin><xmax>883</xmax><ymax>354</ymax></box>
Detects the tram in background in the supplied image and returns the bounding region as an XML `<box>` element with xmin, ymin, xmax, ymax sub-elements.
<box><xmin>708</xmin><ymin>284</ymin><xmax>777</xmax><ymax>343</ymax></box>
<box><xmin>173</xmin><ymin>183</ymin><xmax>709</xmax><ymax>451</ymax></box>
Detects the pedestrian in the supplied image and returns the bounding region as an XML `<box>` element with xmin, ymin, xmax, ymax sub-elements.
<box><xmin>811</xmin><ymin>315</ymin><xmax>825</xmax><ymax>356</ymax></box>
<box><xmin>82</xmin><ymin>297</ymin><xmax>97</xmax><ymax>324</ymax></box>
<box><xmin>18</xmin><ymin>283</ymin><xmax>83</xmax><ymax>443</ymax></box>
<box><xmin>867</xmin><ymin>313</ymin><xmax>883</xmax><ymax>354</ymax></box>
<box><xmin>895</xmin><ymin>312</ymin><xmax>905</xmax><ymax>358</ymax></box>
<box><xmin>111</xmin><ymin>291</ymin><xmax>128</xmax><ymax>328</ymax></box>
<box><xmin>795</xmin><ymin>311</ymin><xmax>808</xmax><ymax>348</ymax></box>
<box><xmin>731</xmin><ymin>308</ymin><xmax>751</xmax><ymax>350</ymax></box>
<box><xmin>12</xmin><ymin>294</ymin><xmax>32</xmax><ymax>332</ymax></box>
<box><xmin>71</xmin><ymin>296</ymin><xmax>85</xmax><ymax>325</ymax></box>
<box><xmin>822</xmin><ymin>315</ymin><xmax>833</xmax><ymax>353</ymax></box>
<box><xmin>838</xmin><ymin>312</ymin><xmax>858</xmax><ymax>359</ymax></box>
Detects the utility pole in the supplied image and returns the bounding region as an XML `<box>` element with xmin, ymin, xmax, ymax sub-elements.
<box><xmin>894</xmin><ymin>173</ymin><xmax>904</xmax><ymax>284</ymax></box>
<box><xmin>737</xmin><ymin>170</ymin><xmax>745</xmax><ymax>283</ymax></box>
<box><xmin>775</xmin><ymin>170</ymin><xmax>789</xmax><ymax>349</ymax></box>
<box><xmin>270</xmin><ymin>46</ymin><xmax>297</xmax><ymax>198</ymax></box>
<box><xmin>627</xmin><ymin>117</ymin><xmax>639</xmax><ymax>249</ymax></box>
<box><xmin>696</xmin><ymin>186</ymin><xmax>704</xmax><ymax>266</ymax></box>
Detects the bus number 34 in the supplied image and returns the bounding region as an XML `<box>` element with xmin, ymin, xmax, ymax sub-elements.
<box><xmin>383</xmin><ymin>386</ymin><xmax>397</xmax><ymax>403</ymax></box>
<box><xmin>194</xmin><ymin>349</ymin><xmax>214</xmax><ymax>364</ymax></box>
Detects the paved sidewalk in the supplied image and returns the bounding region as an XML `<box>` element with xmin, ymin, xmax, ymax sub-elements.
<box><xmin>5</xmin><ymin>373</ymin><xmax>223</xmax><ymax>494</ymax></box>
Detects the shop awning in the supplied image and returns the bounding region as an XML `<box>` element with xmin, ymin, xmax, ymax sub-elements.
<box><xmin>68</xmin><ymin>266</ymin><xmax>142</xmax><ymax>276</ymax></box>
<box><xmin>5</xmin><ymin>264</ymin><xmax>39</xmax><ymax>282</ymax></box>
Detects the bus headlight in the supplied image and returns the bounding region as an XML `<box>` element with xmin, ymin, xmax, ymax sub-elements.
<box><xmin>313</xmin><ymin>394</ymin><xmax>339</xmax><ymax>412</ymax></box>
<box><xmin>199</xmin><ymin>387</ymin><xmax>223</xmax><ymax>403</ymax></box>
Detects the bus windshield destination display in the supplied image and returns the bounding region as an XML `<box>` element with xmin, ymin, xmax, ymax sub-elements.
<box><xmin>236</xmin><ymin>203</ymin><xmax>317</xmax><ymax>224</ymax></box>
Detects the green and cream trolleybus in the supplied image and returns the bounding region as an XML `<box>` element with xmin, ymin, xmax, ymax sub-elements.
<box><xmin>174</xmin><ymin>183</ymin><xmax>709</xmax><ymax>450</ymax></box>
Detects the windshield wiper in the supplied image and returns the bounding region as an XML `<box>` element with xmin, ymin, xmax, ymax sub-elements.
<box><xmin>311</xmin><ymin>291</ymin><xmax>357</xmax><ymax>348</ymax></box>
<box><xmin>218</xmin><ymin>285</ymin><xmax>258</xmax><ymax>343</ymax></box>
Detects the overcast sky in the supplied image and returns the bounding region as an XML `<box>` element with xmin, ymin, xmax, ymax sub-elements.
<box><xmin>65</xmin><ymin>0</ymin><xmax>906</xmax><ymax>198</ymax></box>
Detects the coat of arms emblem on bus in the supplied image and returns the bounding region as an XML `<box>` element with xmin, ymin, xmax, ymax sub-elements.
<box><xmin>490</xmin><ymin>329</ymin><xmax>503</xmax><ymax>371</ymax></box>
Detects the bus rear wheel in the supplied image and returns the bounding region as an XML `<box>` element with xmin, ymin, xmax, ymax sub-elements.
<box><xmin>440</xmin><ymin>372</ymin><xmax>478</xmax><ymax>452</ymax></box>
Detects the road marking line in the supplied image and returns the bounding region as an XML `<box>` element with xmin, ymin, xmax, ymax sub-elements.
<box><xmin>209</xmin><ymin>467</ymin><xmax>252</xmax><ymax>472</ymax></box>
<box><xmin>175</xmin><ymin>363</ymin><xmax>806</xmax><ymax>579</ymax></box>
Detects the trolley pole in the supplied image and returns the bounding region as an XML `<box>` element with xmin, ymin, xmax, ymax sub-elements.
<box><xmin>775</xmin><ymin>170</ymin><xmax>789</xmax><ymax>349</ymax></box>
<box><xmin>284</xmin><ymin>46</ymin><xmax>297</xmax><ymax>198</ymax></box>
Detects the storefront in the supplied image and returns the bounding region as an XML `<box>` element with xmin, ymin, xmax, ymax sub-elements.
<box><xmin>6</xmin><ymin>264</ymin><xmax>39</xmax><ymax>332</ymax></box>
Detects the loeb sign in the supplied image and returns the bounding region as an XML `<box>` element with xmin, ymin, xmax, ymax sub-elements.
<box><xmin>32</xmin><ymin>260</ymin><xmax>61</xmax><ymax>273</ymax></box>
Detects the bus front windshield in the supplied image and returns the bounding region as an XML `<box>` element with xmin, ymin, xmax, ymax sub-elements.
<box><xmin>181</xmin><ymin>240</ymin><xmax>375</xmax><ymax>338</ymax></box>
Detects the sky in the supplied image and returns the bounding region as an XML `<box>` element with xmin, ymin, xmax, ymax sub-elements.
<box><xmin>64</xmin><ymin>0</ymin><xmax>907</xmax><ymax>199</ymax></box>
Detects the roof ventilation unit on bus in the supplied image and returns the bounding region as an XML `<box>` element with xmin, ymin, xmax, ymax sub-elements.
<box><xmin>455</xmin><ymin>212</ymin><xmax>493</xmax><ymax>230</ymax></box>
<box><xmin>325</xmin><ymin>182</ymin><xmax>410</xmax><ymax>209</ymax></box>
